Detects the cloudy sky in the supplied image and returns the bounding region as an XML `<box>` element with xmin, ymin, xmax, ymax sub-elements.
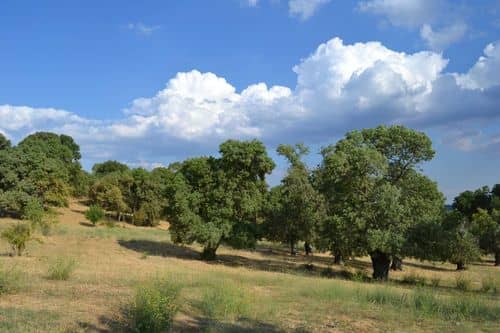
<box><xmin>1</xmin><ymin>0</ymin><xmax>499</xmax><ymax>201</ymax></box>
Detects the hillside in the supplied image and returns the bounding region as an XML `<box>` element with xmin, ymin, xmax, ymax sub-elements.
<box><xmin>0</xmin><ymin>200</ymin><xmax>498</xmax><ymax>332</ymax></box>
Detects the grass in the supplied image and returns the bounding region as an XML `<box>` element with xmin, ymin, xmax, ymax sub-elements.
<box><xmin>455</xmin><ymin>274</ymin><xmax>473</xmax><ymax>292</ymax></box>
<box><xmin>199</xmin><ymin>280</ymin><xmax>253</xmax><ymax>322</ymax></box>
<box><xmin>0</xmin><ymin>264</ymin><xmax>23</xmax><ymax>294</ymax></box>
<box><xmin>46</xmin><ymin>257</ymin><xmax>77</xmax><ymax>281</ymax></box>
<box><xmin>0</xmin><ymin>200</ymin><xmax>498</xmax><ymax>332</ymax></box>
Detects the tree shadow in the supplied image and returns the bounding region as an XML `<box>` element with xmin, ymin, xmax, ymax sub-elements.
<box><xmin>403</xmin><ymin>261</ymin><xmax>455</xmax><ymax>272</ymax></box>
<box><xmin>173</xmin><ymin>316</ymin><xmax>297</xmax><ymax>333</ymax></box>
<box><xmin>79</xmin><ymin>221</ymin><xmax>96</xmax><ymax>227</ymax></box>
<box><xmin>118</xmin><ymin>239</ymin><xmax>351</xmax><ymax>279</ymax></box>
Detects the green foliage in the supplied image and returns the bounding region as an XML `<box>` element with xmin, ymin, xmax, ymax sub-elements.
<box><xmin>92</xmin><ymin>160</ymin><xmax>129</xmax><ymax>177</ymax></box>
<box><xmin>0</xmin><ymin>133</ymin><xmax>11</xmax><ymax>150</ymax></box>
<box><xmin>315</xmin><ymin>125</ymin><xmax>442</xmax><ymax>280</ymax></box>
<box><xmin>46</xmin><ymin>257</ymin><xmax>77</xmax><ymax>281</ymax></box>
<box><xmin>168</xmin><ymin>140</ymin><xmax>274</xmax><ymax>259</ymax></box>
<box><xmin>471</xmin><ymin>208</ymin><xmax>499</xmax><ymax>262</ymax></box>
<box><xmin>455</xmin><ymin>275</ymin><xmax>472</xmax><ymax>292</ymax></box>
<box><xmin>264</xmin><ymin>144</ymin><xmax>326</xmax><ymax>254</ymax></box>
<box><xmin>1</xmin><ymin>223</ymin><xmax>36</xmax><ymax>256</ymax></box>
<box><xmin>85</xmin><ymin>205</ymin><xmax>105</xmax><ymax>226</ymax></box>
<box><xmin>0</xmin><ymin>132</ymin><xmax>82</xmax><ymax>215</ymax></box>
<box><xmin>200</xmin><ymin>281</ymin><xmax>251</xmax><ymax>321</ymax></box>
<box><xmin>123</xmin><ymin>279</ymin><xmax>181</xmax><ymax>333</ymax></box>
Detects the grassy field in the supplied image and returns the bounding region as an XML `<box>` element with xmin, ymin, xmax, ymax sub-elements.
<box><xmin>0</xmin><ymin>200</ymin><xmax>498</xmax><ymax>332</ymax></box>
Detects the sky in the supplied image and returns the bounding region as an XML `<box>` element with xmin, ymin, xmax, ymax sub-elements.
<box><xmin>0</xmin><ymin>0</ymin><xmax>499</xmax><ymax>202</ymax></box>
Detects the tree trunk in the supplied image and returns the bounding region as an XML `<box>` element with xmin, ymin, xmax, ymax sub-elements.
<box><xmin>495</xmin><ymin>251</ymin><xmax>500</xmax><ymax>266</ymax></box>
<box><xmin>201</xmin><ymin>246</ymin><xmax>218</xmax><ymax>261</ymax></box>
<box><xmin>371</xmin><ymin>251</ymin><xmax>391</xmax><ymax>281</ymax></box>
<box><xmin>290</xmin><ymin>240</ymin><xmax>297</xmax><ymax>256</ymax></box>
<box><xmin>390</xmin><ymin>256</ymin><xmax>403</xmax><ymax>271</ymax></box>
<box><xmin>456</xmin><ymin>262</ymin><xmax>465</xmax><ymax>271</ymax></box>
<box><xmin>304</xmin><ymin>242</ymin><xmax>312</xmax><ymax>256</ymax></box>
<box><xmin>334</xmin><ymin>253</ymin><xmax>344</xmax><ymax>265</ymax></box>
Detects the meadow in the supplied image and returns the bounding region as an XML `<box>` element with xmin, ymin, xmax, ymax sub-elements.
<box><xmin>0</xmin><ymin>200</ymin><xmax>498</xmax><ymax>332</ymax></box>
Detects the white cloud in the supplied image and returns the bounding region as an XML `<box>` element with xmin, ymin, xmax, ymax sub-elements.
<box><xmin>1</xmin><ymin>37</ymin><xmax>500</xmax><ymax>162</ymax></box>
<box><xmin>127</xmin><ymin>22</ymin><xmax>160</xmax><ymax>36</ymax></box>
<box><xmin>456</xmin><ymin>41</ymin><xmax>500</xmax><ymax>89</ymax></box>
<box><xmin>289</xmin><ymin>0</ymin><xmax>331</xmax><ymax>20</ymax></box>
<box><xmin>420</xmin><ymin>23</ymin><xmax>468</xmax><ymax>51</ymax></box>
<box><xmin>359</xmin><ymin>0</ymin><xmax>467</xmax><ymax>49</ymax></box>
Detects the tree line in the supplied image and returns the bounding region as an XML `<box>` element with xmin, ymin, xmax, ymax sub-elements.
<box><xmin>0</xmin><ymin>126</ymin><xmax>498</xmax><ymax>280</ymax></box>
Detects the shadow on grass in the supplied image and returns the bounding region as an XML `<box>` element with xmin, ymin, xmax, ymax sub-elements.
<box><xmin>75</xmin><ymin>315</ymin><xmax>310</xmax><ymax>333</ymax></box>
<box><xmin>118</xmin><ymin>239</ymin><xmax>352</xmax><ymax>280</ymax></box>
<box><xmin>79</xmin><ymin>221</ymin><xmax>95</xmax><ymax>227</ymax></box>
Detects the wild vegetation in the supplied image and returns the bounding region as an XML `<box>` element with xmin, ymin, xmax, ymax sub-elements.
<box><xmin>0</xmin><ymin>127</ymin><xmax>498</xmax><ymax>332</ymax></box>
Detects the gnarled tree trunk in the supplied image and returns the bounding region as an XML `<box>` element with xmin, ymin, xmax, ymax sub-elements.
<box><xmin>371</xmin><ymin>251</ymin><xmax>391</xmax><ymax>281</ymax></box>
<box><xmin>201</xmin><ymin>246</ymin><xmax>218</xmax><ymax>261</ymax></box>
<box><xmin>390</xmin><ymin>256</ymin><xmax>403</xmax><ymax>271</ymax></box>
<box><xmin>495</xmin><ymin>251</ymin><xmax>500</xmax><ymax>266</ymax></box>
<box><xmin>456</xmin><ymin>262</ymin><xmax>465</xmax><ymax>270</ymax></box>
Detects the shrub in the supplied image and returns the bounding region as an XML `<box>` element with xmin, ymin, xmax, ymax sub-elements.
<box><xmin>123</xmin><ymin>280</ymin><xmax>181</xmax><ymax>333</ymax></box>
<box><xmin>200</xmin><ymin>281</ymin><xmax>251</xmax><ymax>322</ymax></box>
<box><xmin>85</xmin><ymin>205</ymin><xmax>105</xmax><ymax>226</ymax></box>
<box><xmin>1</xmin><ymin>223</ymin><xmax>36</xmax><ymax>256</ymax></box>
<box><xmin>480</xmin><ymin>276</ymin><xmax>498</xmax><ymax>294</ymax></box>
<box><xmin>47</xmin><ymin>257</ymin><xmax>77</xmax><ymax>281</ymax></box>
<box><xmin>352</xmin><ymin>269</ymin><xmax>370</xmax><ymax>282</ymax></box>
<box><xmin>455</xmin><ymin>274</ymin><xmax>472</xmax><ymax>292</ymax></box>
<box><xmin>0</xmin><ymin>264</ymin><xmax>23</xmax><ymax>294</ymax></box>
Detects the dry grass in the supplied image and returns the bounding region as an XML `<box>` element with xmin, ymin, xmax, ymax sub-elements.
<box><xmin>0</xmin><ymin>200</ymin><xmax>498</xmax><ymax>332</ymax></box>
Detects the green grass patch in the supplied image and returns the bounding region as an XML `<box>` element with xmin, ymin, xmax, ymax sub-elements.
<box><xmin>199</xmin><ymin>280</ymin><xmax>253</xmax><ymax>322</ymax></box>
<box><xmin>0</xmin><ymin>263</ymin><xmax>24</xmax><ymax>294</ymax></box>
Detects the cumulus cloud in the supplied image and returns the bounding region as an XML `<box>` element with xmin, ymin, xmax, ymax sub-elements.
<box><xmin>420</xmin><ymin>22</ymin><xmax>468</xmax><ymax>51</ymax></box>
<box><xmin>1</xmin><ymin>37</ymin><xmax>500</xmax><ymax>162</ymax></box>
<box><xmin>359</xmin><ymin>0</ymin><xmax>467</xmax><ymax>49</ymax></box>
<box><xmin>289</xmin><ymin>0</ymin><xmax>331</xmax><ymax>20</ymax></box>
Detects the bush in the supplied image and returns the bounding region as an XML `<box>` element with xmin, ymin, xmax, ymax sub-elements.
<box><xmin>1</xmin><ymin>223</ymin><xmax>35</xmax><ymax>256</ymax></box>
<box><xmin>455</xmin><ymin>274</ymin><xmax>472</xmax><ymax>292</ymax></box>
<box><xmin>85</xmin><ymin>205</ymin><xmax>105</xmax><ymax>226</ymax></box>
<box><xmin>200</xmin><ymin>281</ymin><xmax>251</xmax><ymax>322</ymax></box>
<box><xmin>481</xmin><ymin>276</ymin><xmax>498</xmax><ymax>294</ymax></box>
<box><xmin>0</xmin><ymin>264</ymin><xmax>23</xmax><ymax>294</ymax></box>
<box><xmin>123</xmin><ymin>280</ymin><xmax>181</xmax><ymax>333</ymax></box>
<box><xmin>47</xmin><ymin>257</ymin><xmax>77</xmax><ymax>281</ymax></box>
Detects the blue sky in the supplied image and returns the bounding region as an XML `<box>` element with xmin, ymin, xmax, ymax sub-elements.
<box><xmin>1</xmin><ymin>0</ymin><xmax>499</xmax><ymax>202</ymax></box>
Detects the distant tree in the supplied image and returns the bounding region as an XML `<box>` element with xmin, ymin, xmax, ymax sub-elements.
<box><xmin>88</xmin><ymin>173</ymin><xmax>129</xmax><ymax>221</ymax></box>
<box><xmin>315</xmin><ymin>126</ymin><xmax>442</xmax><ymax>280</ymax></box>
<box><xmin>264</xmin><ymin>144</ymin><xmax>326</xmax><ymax>255</ymax></box>
<box><xmin>441</xmin><ymin>211</ymin><xmax>480</xmax><ymax>270</ymax></box>
<box><xmin>453</xmin><ymin>186</ymin><xmax>491</xmax><ymax>220</ymax></box>
<box><xmin>472</xmin><ymin>208</ymin><xmax>500</xmax><ymax>266</ymax></box>
<box><xmin>92</xmin><ymin>160</ymin><xmax>129</xmax><ymax>177</ymax></box>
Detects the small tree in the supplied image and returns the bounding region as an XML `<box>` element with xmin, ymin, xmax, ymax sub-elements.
<box><xmin>1</xmin><ymin>223</ymin><xmax>35</xmax><ymax>256</ymax></box>
<box><xmin>442</xmin><ymin>211</ymin><xmax>481</xmax><ymax>270</ymax></box>
<box><xmin>264</xmin><ymin>144</ymin><xmax>326</xmax><ymax>255</ymax></box>
<box><xmin>85</xmin><ymin>205</ymin><xmax>105</xmax><ymax>226</ymax></box>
